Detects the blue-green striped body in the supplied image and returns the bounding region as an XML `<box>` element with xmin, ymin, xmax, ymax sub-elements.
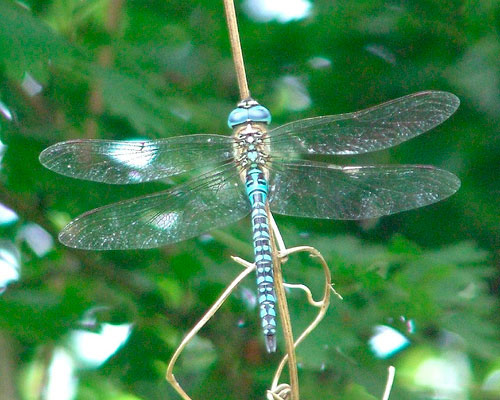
<box><xmin>229</xmin><ymin>98</ymin><xmax>276</xmax><ymax>352</ymax></box>
<box><xmin>245</xmin><ymin>164</ymin><xmax>277</xmax><ymax>353</ymax></box>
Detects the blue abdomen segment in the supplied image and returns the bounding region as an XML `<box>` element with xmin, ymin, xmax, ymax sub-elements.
<box><xmin>245</xmin><ymin>165</ymin><xmax>277</xmax><ymax>353</ymax></box>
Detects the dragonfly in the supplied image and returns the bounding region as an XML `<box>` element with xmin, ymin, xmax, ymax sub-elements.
<box><xmin>39</xmin><ymin>90</ymin><xmax>460</xmax><ymax>353</ymax></box>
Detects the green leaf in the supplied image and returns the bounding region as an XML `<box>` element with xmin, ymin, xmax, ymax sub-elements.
<box><xmin>0</xmin><ymin>0</ymin><xmax>82</xmax><ymax>82</ymax></box>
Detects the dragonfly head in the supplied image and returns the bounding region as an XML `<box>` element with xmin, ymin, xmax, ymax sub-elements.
<box><xmin>227</xmin><ymin>98</ymin><xmax>271</xmax><ymax>128</ymax></box>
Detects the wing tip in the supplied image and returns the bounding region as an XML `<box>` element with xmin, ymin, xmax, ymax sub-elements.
<box><xmin>447</xmin><ymin>172</ymin><xmax>461</xmax><ymax>194</ymax></box>
<box><xmin>414</xmin><ymin>165</ymin><xmax>461</xmax><ymax>194</ymax></box>
<box><xmin>38</xmin><ymin>146</ymin><xmax>53</xmax><ymax>167</ymax></box>
<box><xmin>39</xmin><ymin>141</ymin><xmax>74</xmax><ymax>169</ymax></box>
<box><xmin>58</xmin><ymin>214</ymin><xmax>103</xmax><ymax>250</ymax></box>
<box><xmin>418</xmin><ymin>90</ymin><xmax>461</xmax><ymax>113</ymax></box>
<box><xmin>422</xmin><ymin>167</ymin><xmax>461</xmax><ymax>201</ymax></box>
<box><xmin>58</xmin><ymin>225</ymin><xmax>87</xmax><ymax>250</ymax></box>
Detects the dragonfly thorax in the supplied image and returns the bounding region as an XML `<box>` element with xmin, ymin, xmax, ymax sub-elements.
<box><xmin>232</xmin><ymin>123</ymin><xmax>270</xmax><ymax>173</ymax></box>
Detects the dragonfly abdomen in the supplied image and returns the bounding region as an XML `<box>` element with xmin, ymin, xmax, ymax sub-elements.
<box><xmin>245</xmin><ymin>165</ymin><xmax>277</xmax><ymax>353</ymax></box>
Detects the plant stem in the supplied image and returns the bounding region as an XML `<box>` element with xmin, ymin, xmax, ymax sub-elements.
<box><xmin>223</xmin><ymin>0</ymin><xmax>250</xmax><ymax>100</ymax></box>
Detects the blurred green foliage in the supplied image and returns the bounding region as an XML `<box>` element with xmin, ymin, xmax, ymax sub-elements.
<box><xmin>0</xmin><ymin>0</ymin><xmax>499</xmax><ymax>399</ymax></box>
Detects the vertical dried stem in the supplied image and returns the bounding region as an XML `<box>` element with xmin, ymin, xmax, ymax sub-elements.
<box><xmin>105</xmin><ymin>0</ymin><xmax>125</xmax><ymax>33</ymax></box>
<box><xmin>0</xmin><ymin>332</ymin><xmax>19</xmax><ymax>400</ymax></box>
<box><xmin>223</xmin><ymin>0</ymin><xmax>250</xmax><ymax>99</ymax></box>
<box><xmin>222</xmin><ymin>3</ymin><xmax>299</xmax><ymax>391</ymax></box>
<box><xmin>267</xmin><ymin>206</ymin><xmax>300</xmax><ymax>400</ymax></box>
<box><xmin>270</xmin><ymin>246</ymin><xmax>335</xmax><ymax>393</ymax></box>
<box><xmin>382</xmin><ymin>366</ymin><xmax>395</xmax><ymax>400</ymax></box>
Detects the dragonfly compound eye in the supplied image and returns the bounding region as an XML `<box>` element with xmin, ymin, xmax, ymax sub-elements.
<box><xmin>227</xmin><ymin>107</ymin><xmax>249</xmax><ymax>128</ymax></box>
<box><xmin>248</xmin><ymin>105</ymin><xmax>271</xmax><ymax>125</ymax></box>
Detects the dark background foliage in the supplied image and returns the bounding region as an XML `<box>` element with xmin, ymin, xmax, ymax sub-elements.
<box><xmin>0</xmin><ymin>0</ymin><xmax>498</xmax><ymax>399</ymax></box>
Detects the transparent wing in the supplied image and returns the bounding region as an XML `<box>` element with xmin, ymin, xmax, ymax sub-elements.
<box><xmin>268</xmin><ymin>160</ymin><xmax>460</xmax><ymax>219</ymax></box>
<box><xmin>59</xmin><ymin>163</ymin><xmax>249</xmax><ymax>250</ymax></box>
<box><xmin>40</xmin><ymin>134</ymin><xmax>234</xmax><ymax>184</ymax></box>
<box><xmin>269</xmin><ymin>91</ymin><xmax>459</xmax><ymax>156</ymax></box>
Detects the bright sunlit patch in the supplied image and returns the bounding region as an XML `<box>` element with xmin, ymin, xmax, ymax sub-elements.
<box><xmin>14</xmin><ymin>1</ymin><xmax>31</xmax><ymax>10</ymax></box>
<box><xmin>243</xmin><ymin>0</ymin><xmax>312</xmax><ymax>23</ymax></box>
<box><xmin>239</xmin><ymin>286</ymin><xmax>257</xmax><ymax>309</ymax></box>
<box><xmin>483</xmin><ymin>369</ymin><xmax>500</xmax><ymax>393</ymax></box>
<box><xmin>405</xmin><ymin>318</ymin><xmax>415</xmax><ymax>334</ymax></box>
<box><xmin>109</xmin><ymin>140</ymin><xmax>157</xmax><ymax>168</ymax></box>
<box><xmin>70</xmin><ymin>323</ymin><xmax>132</xmax><ymax>368</ymax></box>
<box><xmin>0</xmin><ymin>100</ymin><xmax>13</xmax><ymax>121</ymax></box>
<box><xmin>0</xmin><ymin>138</ymin><xmax>7</xmax><ymax>165</ymax></box>
<box><xmin>275</xmin><ymin>75</ymin><xmax>311</xmax><ymax>112</ymax></box>
<box><xmin>18</xmin><ymin>223</ymin><xmax>54</xmax><ymax>256</ymax></box>
<box><xmin>21</xmin><ymin>72</ymin><xmax>43</xmax><ymax>97</ymax></box>
<box><xmin>369</xmin><ymin>325</ymin><xmax>410</xmax><ymax>359</ymax></box>
<box><xmin>79</xmin><ymin>307</ymin><xmax>109</xmax><ymax>330</ymax></box>
<box><xmin>458</xmin><ymin>282</ymin><xmax>477</xmax><ymax>300</ymax></box>
<box><xmin>0</xmin><ymin>203</ymin><xmax>18</xmax><ymax>224</ymax></box>
<box><xmin>414</xmin><ymin>355</ymin><xmax>470</xmax><ymax>397</ymax></box>
<box><xmin>169</xmin><ymin>103</ymin><xmax>192</xmax><ymax>121</ymax></box>
<box><xmin>308</xmin><ymin>56</ymin><xmax>332</xmax><ymax>69</ymax></box>
<box><xmin>364</xmin><ymin>44</ymin><xmax>396</xmax><ymax>64</ymax></box>
<box><xmin>0</xmin><ymin>259</ymin><xmax>20</xmax><ymax>289</ymax></box>
<box><xmin>198</xmin><ymin>233</ymin><xmax>214</xmax><ymax>243</ymax></box>
<box><xmin>0</xmin><ymin>242</ymin><xmax>20</xmax><ymax>293</ymax></box>
<box><xmin>45</xmin><ymin>348</ymin><xmax>77</xmax><ymax>400</ymax></box>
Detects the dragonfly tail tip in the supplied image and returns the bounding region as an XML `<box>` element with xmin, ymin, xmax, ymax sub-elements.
<box><xmin>265</xmin><ymin>335</ymin><xmax>277</xmax><ymax>353</ymax></box>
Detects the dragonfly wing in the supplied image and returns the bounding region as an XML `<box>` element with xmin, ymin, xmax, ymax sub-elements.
<box><xmin>40</xmin><ymin>134</ymin><xmax>234</xmax><ymax>184</ymax></box>
<box><xmin>59</xmin><ymin>163</ymin><xmax>250</xmax><ymax>250</ymax></box>
<box><xmin>269</xmin><ymin>91</ymin><xmax>459</xmax><ymax>156</ymax></box>
<box><xmin>268</xmin><ymin>160</ymin><xmax>460</xmax><ymax>219</ymax></box>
